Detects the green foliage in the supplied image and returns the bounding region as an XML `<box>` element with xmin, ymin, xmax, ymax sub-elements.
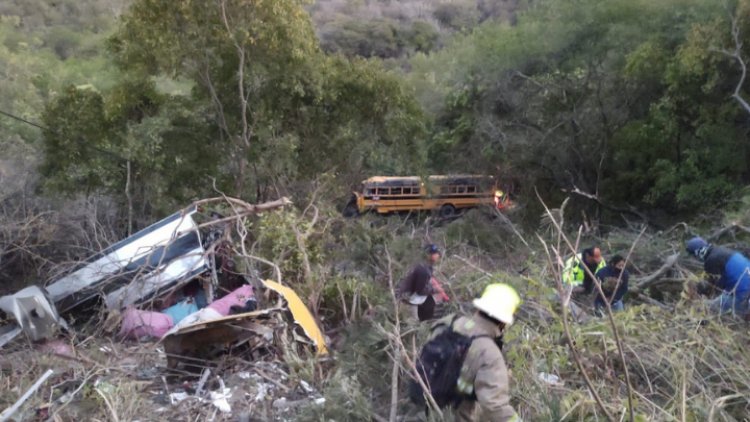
<box><xmin>433</xmin><ymin>2</ymin><xmax>479</xmax><ymax>32</ymax></box>
<box><xmin>605</xmin><ymin>16</ymin><xmax>747</xmax><ymax>212</ymax></box>
<box><xmin>415</xmin><ymin>0</ymin><xmax>750</xmax><ymax>219</ymax></box>
<box><xmin>40</xmin><ymin>86</ymin><xmax>112</xmax><ymax>193</ymax></box>
<box><xmin>99</xmin><ymin>0</ymin><xmax>426</xmax><ymax>203</ymax></box>
<box><xmin>320</xmin><ymin>19</ymin><xmax>402</xmax><ymax>58</ymax></box>
<box><xmin>40</xmin><ymin>79</ymin><xmax>220</xmax><ymax>219</ymax></box>
<box><xmin>407</xmin><ymin>21</ymin><xmax>441</xmax><ymax>54</ymax></box>
<box><xmin>0</xmin><ymin>0</ymin><xmax>121</xmax><ymax>212</ymax></box>
<box><xmin>255</xmin><ymin>210</ymin><xmax>323</xmax><ymax>282</ymax></box>
<box><xmin>319</xmin><ymin>18</ymin><xmax>441</xmax><ymax>58</ymax></box>
<box><xmin>28</xmin><ymin>0</ymin><xmax>428</xmax><ymax>230</ymax></box>
<box><xmin>443</xmin><ymin>209</ymin><xmax>513</xmax><ymax>253</ymax></box>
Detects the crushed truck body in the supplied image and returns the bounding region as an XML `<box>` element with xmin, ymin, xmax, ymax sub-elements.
<box><xmin>49</xmin><ymin>205</ymin><xmax>208</xmax><ymax>313</ymax></box>
<box><xmin>0</xmin><ymin>205</ymin><xmax>209</xmax><ymax>347</ymax></box>
<box><xmin>0</xmin><ymin>197</ymin><xmax>326</xmax><ymax>363</ymax></box>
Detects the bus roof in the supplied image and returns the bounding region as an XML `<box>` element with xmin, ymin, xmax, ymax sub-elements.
<box><xmin>361</xmin><ymin>175</ymin><xmax>493</xmax><ymax>187</ymax></box>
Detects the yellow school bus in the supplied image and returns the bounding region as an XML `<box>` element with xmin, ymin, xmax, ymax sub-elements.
<box><xmin>343</xmin><ymin>175</ymin><xmax>511</xmax><ymax>217</ymax></box>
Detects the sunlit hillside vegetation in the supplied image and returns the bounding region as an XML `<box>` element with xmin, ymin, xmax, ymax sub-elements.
<box><xmin>2</xmin><ymin>1</ymin><xmax>750</xmax><ymax>419</ymax></box>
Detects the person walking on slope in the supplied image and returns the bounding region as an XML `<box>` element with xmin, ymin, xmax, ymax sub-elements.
<box><xmin>686</xmin><ymin>237</ymin><xmax>750</xmax><ymax>317</ymax></box>
<box><xmin>594</xmin><ymin>254</ymin><xmax>629</xmax><ymax>314</ymax></box>
<box><xmin>410</xmin><ymin>283</ymin><xmax>522</xmax><ymax>422</ymax></box>
<box><xmin>396</xmin><ymin>244</ymin><xmax>450</xmax><ymax>322</ymax></box>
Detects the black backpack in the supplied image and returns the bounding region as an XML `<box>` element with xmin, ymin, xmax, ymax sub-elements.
<box><xmin>408</xmin><ymin>316</ymin><xmax>491</xmax><ymax>409</ymax></box>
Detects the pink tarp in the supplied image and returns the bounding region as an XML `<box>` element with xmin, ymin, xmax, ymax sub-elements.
<box><xmin>119</xmin><ymin>285</ymin><xmax>255</xmax><ymax>340</ymax></box>
<box><xmin>207</xmin><ymin>285</ymin><xmax>254</xmax><ymax>316</ymax></box>
<box><xmin>119</xmin><ymin>308</ymin><xmax>174</xmax><ymax>340</ymax></box>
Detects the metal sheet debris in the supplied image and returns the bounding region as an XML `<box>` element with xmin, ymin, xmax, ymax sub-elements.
<box><xmin>0</xmin><ymin>286</ymin><xmax>68</xmax><ymax>342</ymax></box>
<box><xmin>261</xmin><ymin>279</ymin><xmax>328</xmax><ymax>355</ymax></box>
<box><xmin>47</xmin><ymin>206</ymin><xmax>208</xmax><ymax>313</ymax></box>
<box><xmin>0</xmin><ymin>206</ymin><xmax>210</xmax><ymax>347</ymax></box>
<box><xmin>161</xmin><ymin>308</ymin><xmax>283</xmax><ymax>369</ymax></box>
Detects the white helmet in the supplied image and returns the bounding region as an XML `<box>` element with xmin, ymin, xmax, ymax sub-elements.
<box><xmin>472</xmin><ymin>283</ymin><xmax>522</xmax><ymax>325</ymax></box>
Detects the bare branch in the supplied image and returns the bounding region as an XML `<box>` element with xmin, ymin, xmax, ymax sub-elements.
<box><xmin>565</xmin><ymin>185</ymin><xmax>651</xmax><ymax>224</ymax></box>
<box><xmin>631</xmin><ymin>253</ymin><xmax>681</xmax><ymax>292</ymax></box>
<box><xmin>534</xmin><ymin>191</ymin><xmax>615</xmax><ymax>421</ymax></box>
<box><xmin>714</xmin><ymin>11</ymin><xmax>750</xmax><ymax>115</ymax></box>
<box><xmin>220</xmin><ymin>0</ymin><xmax>254</xmax><ymax>194</ymax></box>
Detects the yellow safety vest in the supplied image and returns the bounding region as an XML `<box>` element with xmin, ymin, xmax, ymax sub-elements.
<box><xmin>562</xmin><ymin>253</ymin><xmax>606</xmax><ymax>286</ymax></box>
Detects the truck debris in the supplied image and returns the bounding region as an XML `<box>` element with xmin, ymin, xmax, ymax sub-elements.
<box><xmin>0</xmin><ymin>197</ymin><xmax>291</xmax><ymax>348</ymax></box>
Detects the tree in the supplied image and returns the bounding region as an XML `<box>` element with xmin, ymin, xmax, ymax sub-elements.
<box><xmin>414</xmin><ymin>0</ymin><xmax>749</xmax><ymax>219</ymax></box>
<box><xmin>109</xmin><ymin>0</ymin><xmax>321</xmax><ymax>197</ymax></box>
<box><xmin>40</xmin><ymin>0</ymin><xmax>426</xmax><ymax>221</ymax></box>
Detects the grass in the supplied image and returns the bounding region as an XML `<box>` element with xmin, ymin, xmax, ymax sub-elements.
<box><xmin>3</xmin><ymin>202</ymin><xmax>750</xmax><ymax>421</ymax></box>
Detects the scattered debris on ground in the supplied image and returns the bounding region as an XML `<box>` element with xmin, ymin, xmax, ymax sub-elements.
<box><xmin>0</xmin><ymin>197</ymin><xmax>331</xmax><ymax>421</ymax></box>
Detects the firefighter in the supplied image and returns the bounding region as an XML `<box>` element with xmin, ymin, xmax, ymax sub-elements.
<box><xmin>420</xmin><ymin>283</ymin><xmax>522</xmax><ymax>421</ymax></box>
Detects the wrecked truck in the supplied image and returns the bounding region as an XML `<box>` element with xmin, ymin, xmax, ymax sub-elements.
<box><xmin>0</xmin><ymin>197</ymin><xmax>327</xmax><ymax>360</ymax></box>
<box><xmin>1</xmin><ymin>204</ymin><xmax>209</xmax><ymax>346</ymax></box>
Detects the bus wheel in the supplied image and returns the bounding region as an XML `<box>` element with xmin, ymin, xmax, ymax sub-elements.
<box><xmin>439</xmin><ymin>204</ymin><xmax>456</xmax><ymax>219</ymax></box>
<box><xmin>342</xmin><ymin>204</ymin><xmax>359</xmax><ymax>218</ymax></box>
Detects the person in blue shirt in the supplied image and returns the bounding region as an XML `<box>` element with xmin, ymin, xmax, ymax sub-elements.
<box><xmin>686</xmin><ymin>236</ymin><xmax>750</xmax><ymax>317</ymax></box>
<box><xmin>594</xmin><ymin>255</ymin><xmax>629</xmax><ymax>313</ymax></box>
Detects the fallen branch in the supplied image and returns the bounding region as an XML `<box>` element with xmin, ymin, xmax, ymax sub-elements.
<box><xmin>707</xmin><ymin>223</ymin><xmax>750</xmax><ymax>242</ymax></box>
<box><xmin>634</xmin><ymin>293</ymin><xmax>672</xmax><ymax>311</ymax></box>
<box><xmin>195</xmin><ymin>197</ymin><xmax>293</xmax><ymax>230</ymax></box>
<box><xmin>0</xmin><ymin>369</ymin><xmax>54</xmax><ymax>422</ymax></box>
<box><xmin>47</xmin><ymin>368</ymin><xmax>104</xmax><ymax>420</ymax></box>
<box><xmin>95</xmin><ymin>386</ymin><xmax>119</xmax><ymax>422</ymax></box>
<box><xmin>632</xmin><ymin>253</ymin><xmax>680</xmax><ymax>292</ymax></box>
<box><xmin>492</xmin><ymin>207</ymin><xmax>533</xmax><ymax>250</ymax></box>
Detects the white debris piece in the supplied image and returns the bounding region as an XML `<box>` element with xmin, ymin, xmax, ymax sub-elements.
<box><xmin>210</xmin><ymin>388</ymin><xmax>232</xmax><ymax>413</ymax></box>
<box><xmin>169</xmin><ymin>392</ymin><xmax>190</xmax><ymax>405</ymax></box>
<box><xmin>299</xmin><ymin>380</ymin><xmax>314</xmax><ymax>393</ymax></box>
<box><xmin>537</xmin><ymin>372</ymin><xmax>563</xmax><ymax>386</ymax></box>
<box><xmin>254</xmin><ymin>383</ymin><xmax>271</xmax><ymax>402</ymax></box>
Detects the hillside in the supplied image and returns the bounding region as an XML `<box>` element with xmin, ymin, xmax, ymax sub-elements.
<box><xmin>2</xmin><ymin>0</ymin><xmax>750</xmax><ymax>421</ymax></box>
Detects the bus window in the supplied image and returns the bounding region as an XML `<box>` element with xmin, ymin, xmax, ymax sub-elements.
<box><xmin>366</xmin><ymin>188</ymin><xmax>376</xmax><ymax>196</ymax></box>
<box><xmin>403</xmin><ymin>187</ymin><xmax>412</xmax><ymax>194</ymax></box>
<box><xmin>377</xmin><ymin>188</ymin><xmax>389</xmax><ymax>196</ymax></box>
<box><xmin>440</xmin><ymin>186</ymin><xmax>451</xmax><ymax>194</ymax></box>
<box><xmin>467</xmin><ymin>186</ymin><xmax>476</xmax><ymax>193</ymax></box>
<box><xmin>391</xmin><ymin>187</ymin><xmax>402</xmax><ymax>195</ymax></box>
<box><xmin>457</xmin><ymin>186</ymin><xmax>466</xmax><ymax>194</ymax></box>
